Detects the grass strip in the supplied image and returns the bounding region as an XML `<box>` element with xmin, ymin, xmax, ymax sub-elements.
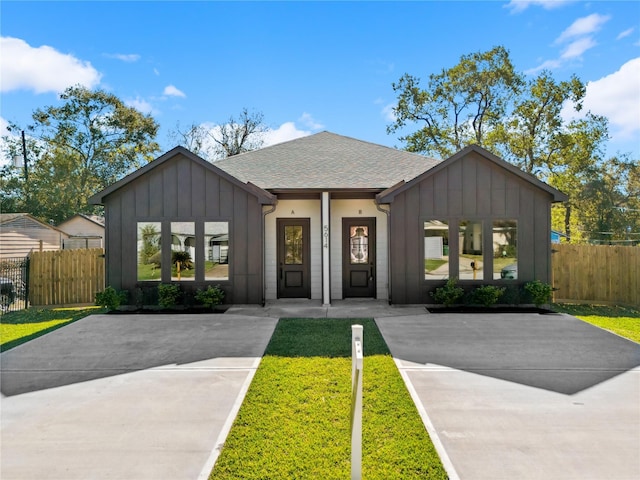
<box><xmin>0</xmin><ymin>306</ymin><xmax>104</xmax><ymax>352</ymax></box>
<box><xmin>210</xmin><ymin>318</ymin><xmax>447</xmax><ymax>480</ymax></box>
<box><xmin>553</xmin><ymin>303</ymin><xmax>640</xmax><ymax>343</ymax></box>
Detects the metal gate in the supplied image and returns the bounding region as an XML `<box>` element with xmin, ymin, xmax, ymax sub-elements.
<box><xmin>0</xmin><ymin>257</ymin><xmax>29</xmax><ymax>314</ymax></box>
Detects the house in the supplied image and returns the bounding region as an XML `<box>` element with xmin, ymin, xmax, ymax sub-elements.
<box><xmin>0</xmin><ymin>213</ymin><xmax>69</xmax><ymax>259</ymax></box>
<box><xmin>89</xmin><ymin>132</ymin><xmax>568</xmax><ymax>305</ymax></box>
<box><xmin>58</xmin><ymin>214</ymin><xmax>105</xmax><ymax>249</ymax></box>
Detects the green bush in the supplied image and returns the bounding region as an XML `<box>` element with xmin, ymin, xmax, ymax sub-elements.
<box><xmin>157</xmin><ymin>283</ymin><xmax>181</xmax><ymax>308</ymax></box>
<box><xmin>430</xmin><ymin>278</ymin><xmax>464</xmax><ymax>306</ymax></box>
<box><xmin>471</xmin><ymin>285</ymin><xmax>506</xmax><ymax>307</ymax></box>
<box><xmin>525</xmin><ymin>280</ymin><xmax>553</xmax><ymax>307</ymax></box>
<box><xmin>195</xmin><ymin>285</ymin><xmax>225</xmax><ymax>309</ymax></box>
<box><xmin>95</xmin><ymin>286</ymin><xmax>127</xmax><ymax>311</ymax></box>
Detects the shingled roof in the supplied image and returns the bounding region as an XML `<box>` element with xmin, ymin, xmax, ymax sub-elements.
<box><xmin>214</xmin><ymin>131</ymin><xmax>439</xmax><ymax>190</ymax></box>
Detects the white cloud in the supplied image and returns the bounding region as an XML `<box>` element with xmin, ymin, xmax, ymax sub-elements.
<box><xmin>525</xmin><ymin>13</ymin><xmax>609</xmax><ymax>74</ymax></box>
<box><xmin>125</xmin><ymin>96</ymin><xmax>154</xmax><ymax>115</ymax></box>
<box><xmin>505</xmin><ymin>0</ymin><xmax>574</xmax><ymax>14</ymax></box>
<box><xmin>525</xmin><ymin>59</ymin><xmax>562</xmax><ymax>74</ymax></box>
<box><xmin>163</xmin><ymin>85</ymin><xmax>186</xmax><ymax>98</ymax></box>
<box><xmin>104</xmin><ymin>53</ymin><xmax>140</xmax><ymax>63</ymax></box>
<box><xmin>563</xmin><ymin>57</ymin><xmax>640</xmax><ymax>140</ymax></box>
<box><xmin>560</xmin><ymin>37</ymin><xmax>597</xmax><ymax>60</ymax></box>
<box><xmin>617</xmin><ymin>27</ymin><xmax>635</xmax><ymax>40</ymax></box>
<box><xmin>0</xmin><ymin>37</ymin><xmax>101</xmax><ymax>93</ymax></box>
<box><xmin>381</xmin><ymin>103</ymin><xmax>396</xmax><ymax>122</ymax></box>
<box><xmin>298</xmin><ymin>112</ymin><xmax>324</xmax><ymax>130</ymax></box>
<box><xmin>555</xmin><ymin>13</ymin><xmax>610</xmax><ymax>44</ymax></box>
<box><xmin>263</xmin><ymin>122</ymin><xmax>312</xmax><ymax>147</ymax></box>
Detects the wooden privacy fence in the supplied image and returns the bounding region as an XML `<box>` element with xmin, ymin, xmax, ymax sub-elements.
<box><xmin>29</xmin><ymin>248</ymin><xmax>105</xmax><ymax>306</ymax></box>
<box><xmin>552</xmin><ymin>244</ymin><xmax>640</xmax><ymax>308</ymax></box>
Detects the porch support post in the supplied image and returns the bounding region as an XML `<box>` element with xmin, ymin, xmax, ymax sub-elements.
<box><xmin>322</xmin><ymin>191</ymin><xmax>331</xmax><ymax>305</ymax></box>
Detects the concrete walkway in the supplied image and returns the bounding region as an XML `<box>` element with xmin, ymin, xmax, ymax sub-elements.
<box><xmin>1</xmin><ymin>314</ymin><xmax>278</xmax><ymax>480</ymax></box>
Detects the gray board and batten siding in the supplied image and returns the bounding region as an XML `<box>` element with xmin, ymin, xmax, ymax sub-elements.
<box><xmin>89</xmin><ymin>147</ymin><xmax>275</xmax><ymax>304</ymax></box>
<box><xmin>377</xmin><ymin>145</ymin><xmax>568</xmax><ymax>304</ymax></box>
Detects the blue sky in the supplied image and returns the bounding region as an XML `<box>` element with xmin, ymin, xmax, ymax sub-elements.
<box><xmin>1</xmin><ymin>0</ymin><xmax>639</xmax><ymax>161</ymax></box>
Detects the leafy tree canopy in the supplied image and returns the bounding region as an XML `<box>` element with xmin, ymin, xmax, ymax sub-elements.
<box><xmin>1</xmin><ymin>85</ymin><xmax>160</xmax><ymax>224</ymax></box>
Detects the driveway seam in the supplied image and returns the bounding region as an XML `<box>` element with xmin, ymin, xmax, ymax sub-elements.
<box><xmin>197</xmin><ymin>358</ymin><xmax>261</xmax><ymax>480</ymax></box>
<box><xmin>393</xmin><ymin>358</ymin><xmax>461</xmax><ymax>480</ymax></box>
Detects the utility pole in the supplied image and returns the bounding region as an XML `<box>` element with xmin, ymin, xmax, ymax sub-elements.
<box><xmin>21</xmin><ymin>130</ymin><xmax>28</xmax><ymax>184</ymax></box>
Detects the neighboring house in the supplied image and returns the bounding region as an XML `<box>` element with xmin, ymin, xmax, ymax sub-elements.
<box><xmin>0</xmin><ymin>213</ymin><xmax>69</xmax><ymax>259</ymax></box>
<box><xmin>58</xmin><ymin>214</ymin><xmax>105</xmax><ymax>249</ymax></box>
<box><xmin>89</xmin><ymin>132</ymin><xmax>568</xmax><ymax>305</ymax></box>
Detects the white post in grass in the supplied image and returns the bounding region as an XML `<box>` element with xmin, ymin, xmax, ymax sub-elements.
<box><xmin>351</xmin><ymin>324</ymin><xmax>363</xmax><ymax>480</ymax></box>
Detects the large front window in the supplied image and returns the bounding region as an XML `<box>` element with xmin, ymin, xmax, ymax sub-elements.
<box><xmin>424</xmin><ymin>220</ymin><xmax>449</xmax><ymax>279</ymax></box>
<box><xmin>493</xmin><ymin>220</ymin><xmax>517</xmax><ymax>280</ymax></box>
<box><xmin>459</xmin><ymin>220</ymin><xmax>483</xmax><ymax>280</ymax></box>
<box><xmin>171</xmin><ymin>222</ymin><xmax>195</xmax><ymax>281</ymax></box>
<box><xmin>137</xmin><ymin>222</ymin><xmax>161</xmax><ymax>281</ymax></box>
<box><xmin>205</xmin><ymin>222</ymin><xmax>229</xmax><ymax>280</ymax></box>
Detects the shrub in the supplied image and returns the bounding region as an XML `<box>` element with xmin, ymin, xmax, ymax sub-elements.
<box><xmin>430</xmin><ymin>278</ymin><xmax>464</xmax><ymax>306</ymax></box>
<box><xmin>158</xmin><ymin>283</ymin><xmax>181</xmax><ymax>308</ymax></box>
<box><xmin>471</xmin><ymin>285</ymin><xmax>506</xmax><ymax>307</ymax></box>
<box><xmin>95</xmin><ymin>286</ymin><xmax>127</xmax><ymax>311</ymax></box>
<box><xmin>195</xmin><ymin>285</ymin><xmax>225</xmax><ymax>309</ymax></box>
<box><xmin>525</xmin><ymin>280</ymin><xmax>553</xmax><ymax>307</ymax></box>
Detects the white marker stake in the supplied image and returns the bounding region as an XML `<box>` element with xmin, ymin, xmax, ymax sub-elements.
<box><xmin>351</xmin><ymin>324</ymin><xmax>363</xmax><ymax>480</ymax></box>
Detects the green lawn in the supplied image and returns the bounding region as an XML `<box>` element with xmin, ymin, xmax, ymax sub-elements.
<box><xmin>553</xmin><ymin>303</ymin><xmax>640</xmax><ymax>343</ymax></box>
<box><xmin>0</xmin><ymin>306</ymin><xmax>104</xmax><ymax>352</ymax></box>
<box><xmin>210</xmin><ymin>318</ymin><xmax>447</xmax><ymax>480</ymax></box>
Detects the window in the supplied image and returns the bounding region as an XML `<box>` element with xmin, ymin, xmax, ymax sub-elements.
<box><xmin>137</xmin><ymin>222</ymin><xmax>161</xmax><ymax>281</ymax></box>
<box><xmin>349</xmin><ymin>225</ymin><xmax>369</xmax><ymax>264</ymax></box>
<box><xmin>424</xmin><ymin>220</ymin><xmax>449</xmax><ymax>279</ymax></box>
<box><xmin>493</xmin><ymin>220</ymin><xmax>517</xmax><ymax>280</ymax></box>
<box><xmin>205</xmin><ymin>222</ymin><xmax>229</xmax><ymax>280</ymax></box>
<box><xmin>459</xmin><ymin>220</ymin><xmax>483</xmax><ymax>280</ymax></box>
<box><xmin>171</xmin><ymin>222</ymin><xmax>195</xmax><ymax>281</ymax></box>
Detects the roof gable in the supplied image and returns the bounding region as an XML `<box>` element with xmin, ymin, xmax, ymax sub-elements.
<box><xmin>0</xmin><ymin>213</ymin><xmax>68</xmax><ymax>234</ymax></box>
<box><xmin>89</xmin><ymin>147</ymin><xmax>275</xmax><ymax>205</ymax></box>
<box><xmin>377</xmin><ymin>144</ymin><xmax>568</xmax><ymax>203</ymax></box>
<box><xmin>214</xmin><ymin>131</ymin><xmax>440</xmax><ymax>190</ymax></box>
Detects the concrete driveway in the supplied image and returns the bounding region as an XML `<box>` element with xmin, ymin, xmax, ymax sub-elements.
<box><xmin>376</xmin><ymin>312</ymin><xmax>640</xmax><ymax>480</ymax></box>
<box><xmin>0</xmin><ymin>313</ymin><xmax>278</xmax><ymax>480</ymax></box>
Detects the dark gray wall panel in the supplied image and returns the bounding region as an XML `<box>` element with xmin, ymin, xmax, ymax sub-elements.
<box><xmin>163</xmin><ymin>163</ymin><xmax>178</xmax><ymax>217</ymax></box>
<box><xmin>177</xmin><ymin>156</ymin><xmax>191</xmax><ymax>217</ymax></box>
<box><xmin>191</xmin><ymin>163</ymin><xmax>206</xmax><ymax>218</ymax></box>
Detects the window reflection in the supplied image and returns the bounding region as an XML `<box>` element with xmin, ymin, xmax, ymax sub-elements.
<box><xmin>284</xmin><ymin>225</ymin><xmax>303</xmax><ymax>265</ymax></box>
<box><xmin>459</xmin><ymin>221</ymin><xmax>483</xmax><ymax>280</ymax></box>
<box><xmin>137</xmin><ymin>222</ymin><xmax>161</xmax><ymax>281</ymax></box>
<box><xmin>171</xmin><ymin>222</ymin><xmax>195</xmax><ymax>281</ymax></box>
<box><xmin>493</xmin><ymin>220</ymin><xmax>517</xmax><ymax>280</ymax></box>
<box><xmin>205</xmin><ymin>222</ymin><xmax>229</xmax><ymax>280</ymax></box>
<box><xmin>424</xmin><ymin>220</ymin><xmax>449</xmax><ymax>279</ymax></box>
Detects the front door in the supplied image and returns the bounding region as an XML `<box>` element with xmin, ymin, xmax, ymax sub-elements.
<box><xmin>343</xmin><ymin>218</ymin><xmax>376</xmax><ymax>298</ymax></box>
<box><xmin>277</xmin><ymin>218</ymin><xmax>311</xmax><ymax>298</ymax></box>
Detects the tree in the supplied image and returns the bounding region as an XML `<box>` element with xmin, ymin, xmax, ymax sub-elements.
<box><xmin>388</xmin><ymin>46</ymin><xmax>523</xmax><ymax>158</ymax></box>
<box><xmin>166</xmin><ymin>122</ymin><xmax>213</xmax><ymax>159</ymax></box>
<box><xmin>489</xmin><ymin>71</ymin><xmax>586</xmax><ymax>177</ymax></box>
<box><xmin>5</xmin><ymin>85</ymin><xmax>160</xmax><ymax>223</ymax></box>
<box><xmin>167</xmin><ymin>108</ymin><xmax>267</xmax><ymax>161</ymax></box>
